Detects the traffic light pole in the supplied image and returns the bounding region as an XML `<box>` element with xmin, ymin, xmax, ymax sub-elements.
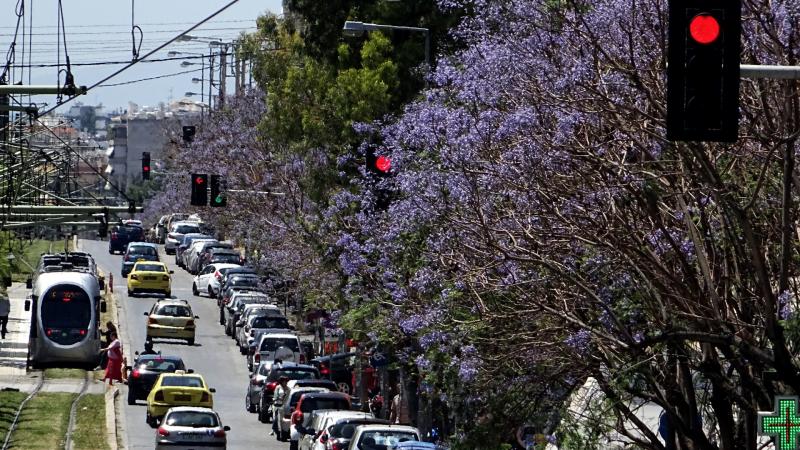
<box><xmin>741</xmin><ymin>64</ymin><xmax>800</xmax><ymax>79</ymax></box>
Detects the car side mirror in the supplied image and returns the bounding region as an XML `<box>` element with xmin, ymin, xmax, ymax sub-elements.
<box><xmin>289</xmin><ymin>325</ymin><xmax>296</xmax><ymax>331</ymax></box>
<box><xmin>24</xmin><ymin>300</ymin><xmax>30</xmax><ymax>311</ymax></box>
<box><xmin>195</xmin><ymin>315</ymin><xmax>200</xmax><ymax>319</ymax></box>
<box><xmin>169</xmin><ymin>270</ymin><xmax>175</xmax><ymax>274</ymax></box>
<box><xmin>134</xmin><ymin>351</ymin><xmax>140</xmax><ymax>356</ymax></box>
<box><xmin>143</xmin><ymin>312</ymin><xmax>149</xmax><ymax>316</ymax></box>
<box><xmin>209</xmin><ymin>388</ymin><xmax>216</xmax><ymax>393</ymax></box>
<box><xmin>223</xmin><ymin>425</ymin><xmax>230</xmax><ymax>431</ymax></box>
<box><xmin>26</xmin><ymin>278</ymin><xmax>32</xmax><ymax>289</ymax></box>
<box><xmin>100</xmin><ymin>301</ymin><xmax>107</xmax><ymax>313</ymax></box>
<box><xmin>187</xmin><ymin>369</ymin><xmax>194</xmax><ymax>374</ymax></box>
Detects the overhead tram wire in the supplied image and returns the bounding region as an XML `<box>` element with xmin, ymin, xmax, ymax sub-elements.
<box><xmin>0</xmin><ymin>19</ymin><xmax>254</xmax><ymax>29</ymax></box>
<box><xmin>0</xmin><ymin>26</ymin><xmax>256</xmax><ymax>37</ymax></box>
<box><xmin>96</xmin><ymin>67</ymin><xmax>203</xmax><ymax>88</ymax></box>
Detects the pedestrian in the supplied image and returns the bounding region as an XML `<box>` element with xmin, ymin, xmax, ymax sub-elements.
<box><xmin>101</xmin><ymin>321</ymin><xmax>117</xmax><ymax>348</ymax></box>
<box><xmin>0</xmin><ymin>289</ymin><xmax>10</xmax><ymax>339</ymax></box>
<box><xmin>100</xmin><ymin>331</ymin><xmax>123</xmax><ymax>386</ymax></box>
<box><xmin>271</xmin><ymin>376</ymin><xmax>290</xmax><ymax>436</ymax></box>
<box><xmin>389</xmin><ymin>383</ymin><xmax>411</xmax><ymax>425</ymax></box>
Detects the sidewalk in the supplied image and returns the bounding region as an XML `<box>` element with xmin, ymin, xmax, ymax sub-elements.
<box><xmin>0</xmin><ymin>283</ymin><xmax>32</xmax><ymax>378</ymax></box>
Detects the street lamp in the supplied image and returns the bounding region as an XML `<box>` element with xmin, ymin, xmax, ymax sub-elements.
<box><xmin>173</xmin><ymin>51</ymin><xmax>209</xmax><ymax>119</ymax></box>
<box><xmin>342</xmin><ymin>20</ymin><xmax>430</xmax><ymax>67</ymax></box>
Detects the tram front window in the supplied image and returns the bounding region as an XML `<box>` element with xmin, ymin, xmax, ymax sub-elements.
<box><xmin>41</xmin><ymin>286</ymin><xmax>92</xmax><ymax>345</ymax></box>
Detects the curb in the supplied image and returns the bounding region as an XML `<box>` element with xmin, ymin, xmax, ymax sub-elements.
<box><xmin>105</xmin><ymin>387</ymin><xmax>119</xmax><ymax>450</ymax></box>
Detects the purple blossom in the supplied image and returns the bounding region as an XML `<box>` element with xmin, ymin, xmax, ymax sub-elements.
<box><xmin>564</xmin><ymin>329</ymin><xmax>592</xmax><ymax>354</ymax></box>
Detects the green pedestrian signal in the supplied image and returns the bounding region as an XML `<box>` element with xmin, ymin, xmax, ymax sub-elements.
<box><xmin>209</xmin><ymin>175</ymin><xmax>227</xmax><ymax>208</ymax></box>
<box><xmin>759</xmin><ymin>396</ymin><xmax>800</xmax><ymax>449</ymax></box>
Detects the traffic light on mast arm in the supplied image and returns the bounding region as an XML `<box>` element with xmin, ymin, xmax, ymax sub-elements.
<box><xmin>191</xmin><ymin>173</ymin><xmax>208</xmax><ymax>206</ymax></box>
<box><xmin>365</xmin><ymin>145</ymin><xmax>394</xmax><ymax>210</ymax></box>
<box><xmin>141</xmin><ymin>152</ymin><xmax>151</xmax><ymax>180</ymax></box>
<box><xmin>209</xmin><ymin>175</ymin><xmax>227</xmax><ymax>207</ymax></box>
<box><xmin>667</xmin><ymin>0</ymin><xmax>740</xmax><ymax>142</ymax></box>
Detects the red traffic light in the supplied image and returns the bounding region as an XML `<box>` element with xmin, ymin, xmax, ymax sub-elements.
<box><xmin>375</xmin><ymin>155</ymin><xmax>391</xmax><ymax>173</ymax></box>
<box><xmin>195</xmin><ymin>176</ymin><xmax>205</xmax><ymax>184</ymax></box>
<box><xmin>689</xmin><ymin>14</ymin><xmax>720</xmax><ymax>45</ymax></box>
<box><xmin>143</xmin><ymin>166</ymin><xmax>150</xmax><ymax>172</ymax></box>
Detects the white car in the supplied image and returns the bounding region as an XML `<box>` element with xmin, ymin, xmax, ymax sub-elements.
<box><xmin>192</xmin><ymin>263</ymin><xmax>240</xmax><ymax>297</ymax></box>
<box><xmin>278</xmin><ymin>388</ymin><xmax>333</xmax><ymax>441</ymax></box>
<box><xmin>298</xmin><ymin>410</ymin><xmax>376</xmax><ymax>450</ymax></box>
<box><xmin>155</xmin><ymin>407</ymin><xmax>229</xmax><ymax>450</ymax></box>
<box><xmin>346</xmin><ymin>424</ymin><xmax>421</xmax><ymax>450</ymax></box>
<box><xmin>165</xmin><ymin>221</ymin><xmax>202</xmax><ymax>254</ymax></box>
<box><xmin>235</xmin><ymin>311</ymin><xmax>293</xmax><ymax>352</ymax></box>
<box><xmin>253</xmin><ymin>333</ymin><xmax>303</xmax><ymax>368</ymax></box>
<box><xmin>183</xmin><ymin>239</ymin><xmax>217</xmax><ymax>273</ymax></box>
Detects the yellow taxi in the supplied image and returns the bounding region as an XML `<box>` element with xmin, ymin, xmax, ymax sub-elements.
<box><xmin>127</xmin><ymin>261</ymin><xmax>173</xmax><ymax>297</ymax></box>
<box><xmin>145</xmin><ymin>299</ymin><xmax>198</xmax><ymax>345</ymax></box>
<box><xmin>145</xmin><ymin>371</ymin><xmax>215</xmax><ymax>426</ymax></box>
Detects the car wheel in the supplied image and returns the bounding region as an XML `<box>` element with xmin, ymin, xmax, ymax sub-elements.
<box><xmin>127</xmin><ymin>387</ymin><xmax>137</xmax><ymax>405</ymax></box>
<box><xmin>146</xmin><ymin>335</ymin><xmax>153</xmax><ymax>344</ymax></box>
<box><xmin>337</xmin><ymin>382</ymin><xmax>351</xmax><ymax>395</ymax></box>
<box><xmin>258</xmin><ymin>399</ymin><xmax>270</xmax><ymax>423</ymax></box>
<box><xmin>208</xmin><ymin>286</ymin><xmax>214</xmax><ymax>297</ymax></box>
<box><xmin>239</xmin><ymin>345</ymin><xmax>247</xmax><ymax>355</ymax></box>
<box><xmin>246</xmin><ymin>393</ymin><xmax>256</xmax><ymax>413</ymax></box>
<box><xmin>165</xmin><ymin>291</ymin><xmax>171</xmax><ymax>298</ymax></box>
<box><xmin>108</xmin><ymin>249</ymin><xmax>113</xmax><ymax>254</ymax></box>
<box><xmin>192</xmin><ymin>283</ymin><xmax>199</xmax><ymax>296</ymax></box>
<box><xmin>289</xmin><ymin>440</ymin><xmax>298</xmax><ymax>450</ymax></box>
<box><xmin>225</xmin><ymin>323</ymin><xmax>231</xmax><ymax>336</ymax></box>
<box><xmin>146</xmin><ymin>412</ymin><xmax>157</xmax><ymax>428</ymax></box>
<box><xmin>187</xmin><ymin>338</ymin><xmax>195</xmax><ymax>346</ymax></box>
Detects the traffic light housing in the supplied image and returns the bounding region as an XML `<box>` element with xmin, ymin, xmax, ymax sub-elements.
<box><xmin>667</xmin><ymin>0</ymin><xmax>740</xmax><ymax>142</ymax></box>
<box><xmin>209</xmin><ymin>175</ymin><xmax>227</xmax><ymax>207</ymax></box>
<box><xmin>191</xmin><ymin>173</ymin><xmax>208</xmax><ymax>206</ymax></box>
<box><xmin>182</xmin><ymin>125</ymin><xmax>196</xmax><ymax>142</ymax></box>
<box><xmin>141</xmin><ymin>152</ymin><xmax>151</xmax><ymax>180</ymax></box>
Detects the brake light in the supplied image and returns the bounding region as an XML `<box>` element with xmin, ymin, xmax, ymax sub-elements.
<box><xmin>157</xmin><ymin>427</ymin><xmax>170</xmax><ymax>437</ymax></box>
<box><xmin>78</xmin><ymin>329</ymin><xmax>86</xmax><ymax>336</ymax></box>
<box><xmin>162</xmin><ymin>275</ymin><xmax>169</xmax><ymax>281</ymax></box>
<box><xmin>266</xmin><ymin>381</ymin><xmax>277</xmax><ymax>392</ymax></box>
<box><xmin>291</xmin><ymin>410</ymin><xmax>303</xmax><ymax>425</ymax></box>
<box><xmin>201</xmin><ymin>392</ymin><xmax>210</xmax><ymax>403</ymax></box>
<box><xmin>154</xmin><ymin>390</ymin><xmax>164</xmax><ymax>402</ymax></box>
<box><xmin>331</xmin><ymin>442</ymin><xmax>345</xmax><ymax>450</ymax></box>
<box><xmin>214</xmin><ymin>271</ymin><xmax>221</xmax><ymax>281</ymax></box>
<box><xmin>46</xmin><ymin>328</ymin><xmax>53</xmax><ymax>336</ymax></box>
<box><xmin>320</xmin><ymin>366</ymin><xmax>330</xmax><ymax>376</ymax></box>
<box><xmin>185</xmin><ymin>320</ymin><xmax>195</xmax><ymax>328</ymax></box>
<box><xmin>130</xmin><ymin>274</ymin><xmax>138</xmax><ymax>280</ymax></box>
<box><xmin>148</xmin><ymin>317</ymin><xmax>158</xmax><ymax>325</ymax></box>
<box><xmin>254</xmin><ymin>353</ymin><xmax>260</xmax><ymax>364</ymax></box>
<box><xmin>299</xmin><ymin>354</ymin><xmax>306</xmax><ymax>363</ymax></box>
<box><xmin>213</xmin><ymin>429</ymin><xmax>226</xmax><ymax>438</ymax></box>
<box><xmin>132</xmin><ymin>369</ymin><xmax>140</xmax><ymax>378</ymax></box>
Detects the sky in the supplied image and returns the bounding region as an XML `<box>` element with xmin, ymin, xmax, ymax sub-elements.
<box><xmin>0</xmin><ymin>0</ymin><xmax>283</xmax><ymax>113</ymax></box>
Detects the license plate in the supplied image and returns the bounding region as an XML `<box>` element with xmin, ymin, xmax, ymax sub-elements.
<box><xmin>144</xmin><ymin>276</ymin><xmax>157</xmax><ymax>280</ymax></box>
<box><xmin>174</xmin><ymin>394</ymin><xmax>192</xmax><ymax>402</ymax></box>
<box><xmin>180</xmin><ymin>432</ymin><xmax>203</xmax><ymax>440</ymax></box>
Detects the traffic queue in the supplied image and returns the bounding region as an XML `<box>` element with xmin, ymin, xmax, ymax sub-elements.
<box><xmin>111</xmin><ymin>214</ymin><xmax>436</xmax><ymax>450</ymax></box>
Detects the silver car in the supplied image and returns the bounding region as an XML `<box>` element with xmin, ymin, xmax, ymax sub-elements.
<box><xmin>245</xmin><ymin>361</ymin><xmax>271</xmax><ymax>413</ymax></box>
<box><xmin>155</xmin><ymin>407</ymin><xmax>229</xmax><ymax>450</ymax></box>
<box><xmin>165</xmin><ymin>222</ymin><xmax>202</xmax><ymax>254</ymax></box>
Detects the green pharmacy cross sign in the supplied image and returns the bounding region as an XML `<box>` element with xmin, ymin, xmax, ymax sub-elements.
<box><xmin>759</xmin><ymin>396</ymin><xmax>800</xmax><ymax>449</ymax></box>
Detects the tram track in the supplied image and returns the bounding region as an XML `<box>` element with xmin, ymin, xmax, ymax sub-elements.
<box><xmin>1</xmin><ymin>372</ymin><xmax>44</xmax><ymax>450</ymax></box>
<box><xmin>64</xmin><ymin>370</ymin><xmax>90</xmax><ymax>450</ymax></box>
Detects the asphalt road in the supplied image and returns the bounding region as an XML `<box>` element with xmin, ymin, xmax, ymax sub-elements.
<box><xmin>82</xmin><ymin>239</ymin><xmax>287</xmax><ymax>450</ymax></box>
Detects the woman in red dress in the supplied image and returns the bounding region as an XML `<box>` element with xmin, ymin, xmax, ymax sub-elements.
<box><xmin>101</xmin><ymin>331</ymin><xmax>123</xmax><ymax>385</ymax></box>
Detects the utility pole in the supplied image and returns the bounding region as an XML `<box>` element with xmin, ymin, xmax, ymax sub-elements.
<box><xmin>233</xmin><ymin>51</ymin><xmax>241</xmax><ymax>94</ymax></box>
<box><xmin>208</xmin><ymin>53</ymin><xmax>215</xmax><ymax>112</ymax></box>
<box><xmin>219</xmin><ymin>45</ymin><xmax>228</xmax><ymax>108</ymax></box>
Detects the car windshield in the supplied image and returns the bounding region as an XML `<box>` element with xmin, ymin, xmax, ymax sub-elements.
<box><xmin>173</xmin><ymin>224</ymin><xmax>199</xmax><ymax>234</ymax></box>
<box><xmin>135</xmin><ymin>264</ymin><xmax>164</xmax><ymax>272</ymax></box>
<box><xmin>129</xmin><ymin>246</ymin><xmax>157</xmax><ymax>256</ymax></box>
<box><xmin>260</xmin><ymin>338</ymin><xmax>300</xmax><ymax>352</ymax></box>
<box><xmin>155</xmin><ymin>305</ymin><xmax>191</xmax><ymax>317</ymax></box>
<box><xmin>331</xmin><ymin>421</ymin><xmax>382</xmax><ymax>439</ymax></box>
<box><xmin>160</xmin><ymin>376</ymin><xmax>205</xmax><ymax>388</ymax></box>
<box><xmin>236</xmin><ymin>297</ymin><xmax>269</xmax><ymax>310</ymax></box>
<box><xmin>358</xmin><ymin>431</ymin><xmax>418</xmax><ymax>448</ymax></box>
<box><xmin>230</xmin><ymin>276</ymin><xmax>259</xmax><ymax>286</ymax></box>
<box><xmin>139</xmin><ymin>358</ymin><xmax>182</xmax><ymax>372</ymax></box>
<box><xmin>164</xmin><ymin>411</ymin><xmax>219</xmax><ymax>428</ymax></box>
<box><xmin>252</xmin><ymin>316</ymin><xmax>289</xmax><ymax>329</ymax></box>
<box><xmin>120</xmin><ymin>226</ymin><xmax>143</xmax><ymax>236</ymax></box>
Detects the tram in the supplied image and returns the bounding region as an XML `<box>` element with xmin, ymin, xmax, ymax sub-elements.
<box><xmin>25</xmin><ymin>270</ymin><xmax>106</xmax><ymax>369</ymax></box>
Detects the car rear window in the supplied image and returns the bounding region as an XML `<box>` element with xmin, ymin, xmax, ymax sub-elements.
<box><xmin>252</xmin><ymin>316</ymin><xmax>289</xmax><ymax>329</ymax></box>
<box><xmin>174</xmin><ymin>224</ymin><xmax>200</xmax><ymax>234</ymax></box>
<box><xmin>303</xmin><ymin>397</ymin><xmax>349</xmax><ymax>412</ymax></box>
<box><xmin>260</xmin><ymin>337</ymin><xmax>300</xmax><ymax>352</ymax></box>
<box><xmin>139</xmin><ymin>358</ymin><xmax>183</xmax><ymax>372</ymax></box>
<box><xmin>156</xmin><ymin>305</ymin><xmax>191</xmax><ymax>317</ymax></box>
<box><xmin>160</xmin><ymin>376</ymin><xmax>205</xmax><ymax>388</ymax></box>
<box><xmin>359</xmin><ymin>430</ymin><xmax>418</xmax><ymax>447</ymax></box>
<box><xmin>164</xmin><ymin>411</ymin><xmax>219</xmax><ymax>427</ymax></box>
<box><xmin>270</xmin><ymin>368</ymin><xmax>319</xmax><ymax>381</ymax></box>
<box><xmin>129</xmin><ymin>246</ymin><xmax>157</xmax><ymax>256</ymax></box>
<box><xmin>135</xmin><ymin>264</ymin><xmax>164</xmax><ymax>272</ymax></box>
<box><xmin>211</xmin><ymin>255</ymin><xmax>241</xmax><ymax>264</ymax></box>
